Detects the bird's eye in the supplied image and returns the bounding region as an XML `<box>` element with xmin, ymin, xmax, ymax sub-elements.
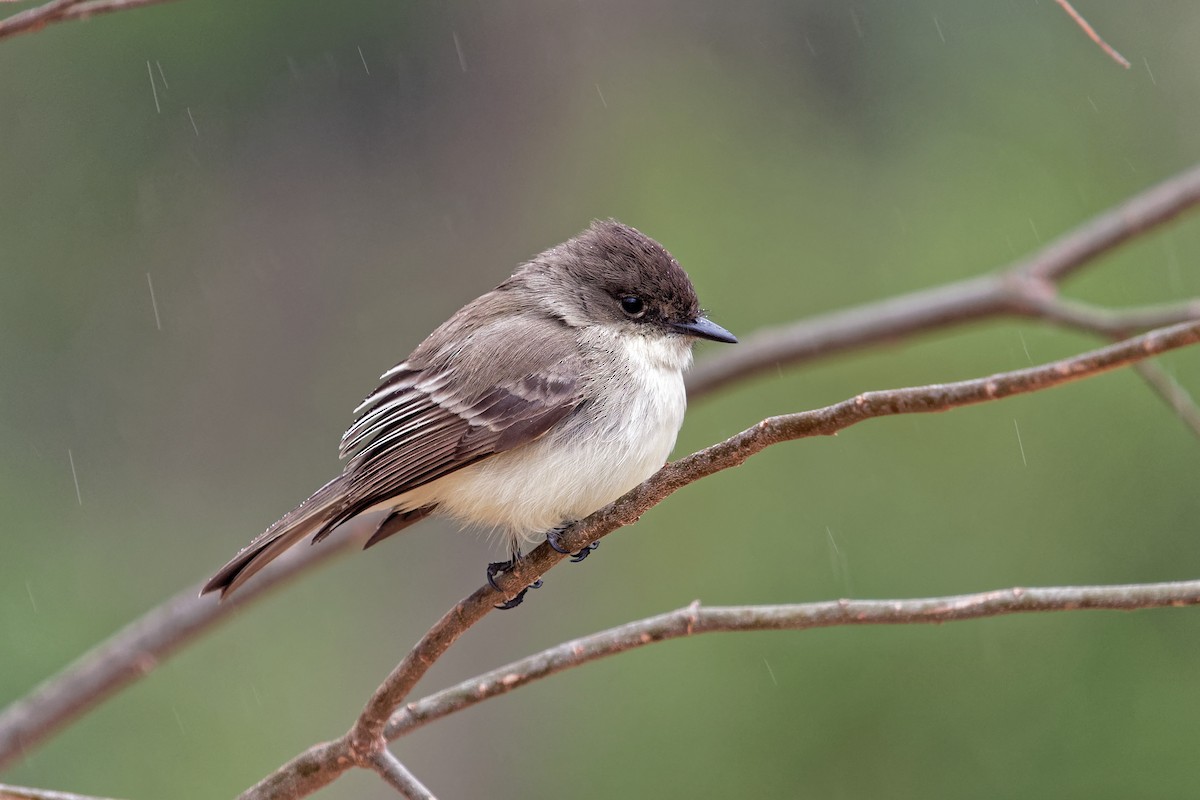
<box><xmin>619</xmin><ymin>296</ymin><xmax>646</xmax><ymax>317</ymax></box>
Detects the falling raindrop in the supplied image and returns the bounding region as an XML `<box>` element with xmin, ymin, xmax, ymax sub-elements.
<box><xmin>1013</xmin><ymin>420</ymin><xmax>1028</xmax><ymax>467</ymax></box>
<box><xmin>146</xmin><ymin>60</ymin><xmax>161</xmax><ymax>114</ymax></box>
<box><xmin>68</xmin><ymin>448</ymin><xmax>82</xmax><ymax>505</ymax></box>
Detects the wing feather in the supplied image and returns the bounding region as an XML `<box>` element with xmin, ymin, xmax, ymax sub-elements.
<box><xmin>203</xmin><ymin>306</ymin><xmax>588</xmax><ymax>599</ymax></box>
<box><xmin>332</xmin><ymin>314</ymin><xmax>587</xmax><ymax>525</ymax></box>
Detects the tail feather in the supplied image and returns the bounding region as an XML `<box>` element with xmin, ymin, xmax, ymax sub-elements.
<box><xmin>201</xmin><ymin>476</ymin><xmax>348</xmax><ymax>599</ymax></box>
<box><xmin>363</xmin><ymin>505</ymin><xmax>436</xmax><ymax>549</ymax></box>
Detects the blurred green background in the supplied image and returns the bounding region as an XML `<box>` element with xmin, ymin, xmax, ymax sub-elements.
<box><xmin>3</xmin><ymin>1</ymin><xmax>1200</xmax><ymax>798</ymax></box>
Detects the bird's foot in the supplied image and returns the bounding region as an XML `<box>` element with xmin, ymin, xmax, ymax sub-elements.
<box><xmin>546</xmin><ymin>527</ymin><xmax>599</xmax><ymax>562</ymax></box>
<box><xmin>487</xmin><ymin>552</ymin><xmax>543</xmax><ymax>610</ymax></box>
<box><xmin>493</xmin><ymin>581</ymin><xmax>542</xmax><ymax>610</ymax></box>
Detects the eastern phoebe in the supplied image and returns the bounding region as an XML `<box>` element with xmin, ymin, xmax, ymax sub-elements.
<box><xmin>202</xmin><ymin>220</ymin><xmax>736</xmax><ymax>606</ymax></box>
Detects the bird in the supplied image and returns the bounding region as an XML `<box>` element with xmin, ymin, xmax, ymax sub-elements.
<box><xmin>202</xmin><ymin>219</ymin><xmax>736</xmax><ymax>606</ymax></box>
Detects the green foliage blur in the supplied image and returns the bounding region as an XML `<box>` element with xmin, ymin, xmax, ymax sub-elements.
<box><xmin>3</xmin><ymin>2</ymin><xmax>1199</xmax><ymax>797</ymax></box>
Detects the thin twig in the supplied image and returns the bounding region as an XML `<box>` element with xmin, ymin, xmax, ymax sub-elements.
<box><xmin>1054</xmin><ymin>0</ymin><xmax>1131</xmax><ymax>68</ymax></box>
<box><xmin>0</xmin><ymin>0</ymin><xmax>84</xmax><ymax>39</ymax></box>
<box><xmin>1016</xmin><ymin>163</ymin><xmax>1200</xmax><ymax>283</ymax></box>
<box><xmin>0</xmin><ymin>0</ymin><xmax>177</xmax><ymax>41</ymax></box>
<box><xmin>369</xmin><ymin>751</ymin><xmax>437</xmax><ymax>800</ymax></box>
<box><xmin>1018</xmin><ymin>290</ymin><xmax>1200</xmax><ymax>439</ymax></box>
<box><xmin>1018</xmin><ymin>296</ymin><xmax>1200</xmax><ymax>337</ymax></box>
<box><xmin>242</xmin><ymin>319</ymin><xmax>1200</xmax><ymax>799</ymax></box>
<box><xmin>0</xmin><ymin>526</ymin><xmax>365</xmax><ymax>770</ymax></box>
<box><xmin>1130</xmin><ymin>360</ymin><xmax>1200</xmax><ymax>439</ymax></box>
<box><xmin>0</xmin><ymin>785</ymin><xmax>124</xmax><ymax>800</ymax></box>
<box><xmin>388</xmin><ymin>578</ymin><xmax>1200</xmax><ymax>738</ymax></box>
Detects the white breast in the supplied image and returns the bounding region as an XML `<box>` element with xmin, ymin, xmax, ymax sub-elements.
<box><xmin>394</xmin><ymin>331</ymin><xmax>692</xmax><ymax>549</ymax></box>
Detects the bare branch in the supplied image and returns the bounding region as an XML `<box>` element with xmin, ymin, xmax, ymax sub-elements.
<box><xmin>687</xmin><ymin>275</ymin><xmax>1008</xmax><ymax>395</ymax></box>
<box><xmin>1009</xmin><ymin>281</ymin><xmax>1200</xmax><ymax>440</ymax></box>
<box><xmin>0</xmin><ymin>0</ymin><xmax>84</xmax><ymax>41</ymax></box>
<box><xmin>235</xmin><ymin>740</ymin><xmax>348</xmax><ymax>800</ymax></box>
<box><xmin>1018</xmin><ymin>296</ymin><xmax>1200</xmax><ymax>337</ymax></box>
<box><xmin>1016</xmin><ymin>164</ymin><xmax>1200</xmax><ymax>283</ymax></box>
<box><xmin>1053</xmin><ymin>0</ymin><xmax>1131</xmax><ymax>68</ymax></box>
<box><xmin>1130</xmin><ymin>361</ymin><xmax>1200</xmax><ymax>440</ymax></box>
<box><xmin>0</xmin><ymin>785</ymin><xmax>124</xmax><ymax>800</ymax></box>
<box><xmin>549</xmin><ymin>321</ymin><xmax>1200</xmax><ymax>560</ymax></box>
<box><xmin>388</xmin><ymin>578</ymin><xmax>1200</xmax><ymax>738</ymax></box>
<box><xmin>687</xmin><ymin>162</ymin><xmax>1200</xmax><ymax>395</ymax></box>
<box><xmin>369</xmin><ymin>751</ymin><xmax>437</xmax><ymax>800</ymax></box>
<box><xmin>0</xmin><ymin>0</ymin><xmax>177</xmax><ymax>42</ymax></box>
<box><xmin>245</xmin><ymin>319</ymin><xmax>1200</xmax><ymax>799</ymax></box>
<box><xmin>0</xmin><ymin>5</ymin><xmax>1191</xmax><ymax>797</ymax></box>
<box><xmin>4</xmin><ymin>164</ymin><xmax>1199</xmax><ymax>770</ymax></box>
<box><xmin>0</xmin><ymin>529</ymin><xmax>363</xmax><ymax>771</ymax></box>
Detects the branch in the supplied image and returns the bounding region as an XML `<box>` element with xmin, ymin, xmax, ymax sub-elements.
<box><xmin>243</xmin><ymin>319</ymin><xmax>1200</xmax><ymax>799</ymax></box>
<box><xmin>0</xmin><ymin>530</ymin><xmax>363</xmax><ymax>770</ymax></box>
<box><xmin>0</xmin><ymin>0</ymin><xmax>177</xmax><ymax>42</ymax></box>
<box><xmin>1018</xmin><ymin>296</ymin><xmax>1200</xmax><ymax>337</ymax></box>
<box><xmin>235</xmin><ymin>740</ymin><xmax>346</xmax><ymax>800</ymax></box>
<box><xmin>1023</xmin><ymin>294</ymin><xmax>1200</xmax><ymax>439</ymax></box>
<box><xmin>232</xmin><ymin>739</ymin><xmax>438</xmax><ymax>800</ymax></box>
<box><xmin>687</xmin><ymin>161</ymin><xmax>1200</xmax><ymax>395</ymax></box>
<box><xmin>0</xmin><ymin>785</ymin><xmax>124</xmax><ymax>800</ymax></box>
<box><xmin>4</xmin><ymin>164</ymin><xmax>1200</xmax><ymax>770</ymax></box>
<box><xmin>1054</xmin><ymin>0</ymin><xmax>1131</xmax><ymax>68</ymax></box>
<box><xmin>369</xmin><ymin>751</ymin><xmax>436</xmax><ymax>800</ymax></box>
<box><xmin>1129</xmin><ymin>360</ymin><xmax>1200</xmax><ymax>439</ymax></box>
<box><xmin>387</xmin><ymin>578</ymin><xmax>1200</xmax><ymax>738</ymax></box>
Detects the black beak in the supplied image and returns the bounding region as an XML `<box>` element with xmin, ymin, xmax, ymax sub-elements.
<box><xmin>672</xmin><ymin>316</ymin><xmax>738</xmax><ymax>344</ymax></box>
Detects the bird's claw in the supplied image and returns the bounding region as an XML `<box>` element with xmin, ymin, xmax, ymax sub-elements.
<box><xmin>486</xmin><ymin>557</ymin><xmax>517</xmax><ymax>592</ymax></box>
<box><xmin>487</xmin><ymin>555</ymin><xmax>543</xmax><ymax>609</ymax></box>
<box><xmin>569</xmin><ymin>542</ymin><xmax>599</xmax><ymax>562</ymax></box>
<box><xmin>546</xmin><ymin>528</ymin><xmax>599</xmax><ymax>562</ymax></box>
<box><xmin>493</xmin><ymin>579</ymin><xmax>543</xmax><ymax>610</ymax></box>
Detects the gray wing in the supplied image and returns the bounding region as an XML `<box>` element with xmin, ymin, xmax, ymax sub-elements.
<box><xmin>202</xmin><ymin>310</ymin><xmax>585</xmax><ymax>599</ymax></box>
<box><xmin>324</xmin><ymin>352</ymin><xmax>584</xmax><ymax>535</ymax></box>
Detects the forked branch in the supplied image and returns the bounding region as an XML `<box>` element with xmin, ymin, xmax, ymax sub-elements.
<box><xmin>3</xmin><ymin>163</ymin><xmax>1199</xmax><ymax>771</ymax></box>
<box><xmin>240</xmin><ymin>319</ymin><xmax>1200</xmax><ymax>799</ymax></box>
